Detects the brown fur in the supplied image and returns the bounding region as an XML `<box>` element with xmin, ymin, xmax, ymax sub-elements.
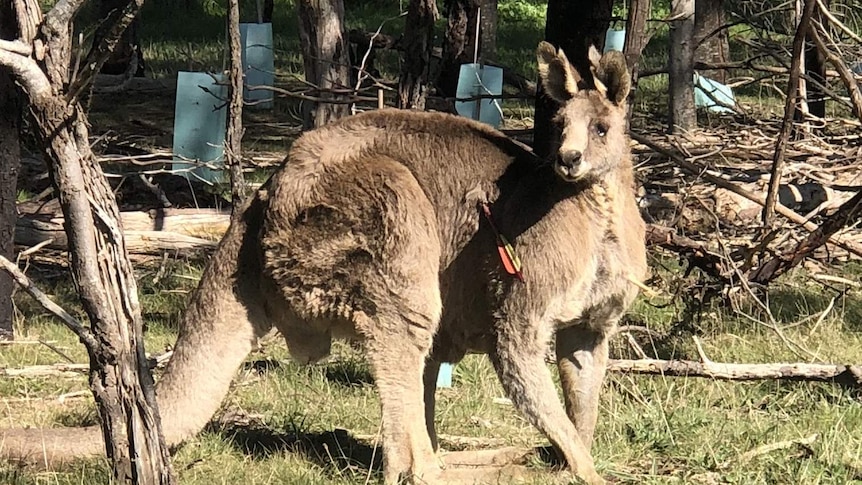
<box><xmin>0</xmin><ymin>43</ymin><xmax>646</xmax><ymax>485</ymax></box>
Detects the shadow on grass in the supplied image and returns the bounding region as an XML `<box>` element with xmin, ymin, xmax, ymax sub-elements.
<box><xmin>241</xmin><ymin>355</ymin><xmax>376</xmax><ymax>388</ymax></box>
<box><xmin>768</xmin><ymin>287</ymin><xmax>862</xmax><ymax>332</ymax></box>
<box><xmin>223</xmin><ymin>425</ymin><xmax>385</xmax><ymax>477</ymax></box>
<box><xmin>323</xmin><ymin>358</ymin><xmax>375</xmax><ymax>387</ymax></box>
<box><xmin>221</xmin><ymin>423</ymin><xmax>567</xmax><ymax>479</ymax></box>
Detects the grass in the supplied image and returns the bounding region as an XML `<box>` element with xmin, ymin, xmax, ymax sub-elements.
<box><xmin>1</xmin><ymin>259</ymin><xmax>861</xmax><ymax>484</ymax></box>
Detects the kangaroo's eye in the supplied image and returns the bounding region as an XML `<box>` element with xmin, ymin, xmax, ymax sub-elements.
<box><xmin>595</xmin><ymin>123</ymin><xmax>608</xmax><ymax>137</ymax></box>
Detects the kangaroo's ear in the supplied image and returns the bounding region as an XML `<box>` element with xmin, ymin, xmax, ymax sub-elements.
<box><xmin>593</xmin><ymin>50</ymin><xmax>632</xmax><ymax>107</ymax></box>
<box><xmin>537</xmin><ymin>41</ymin><xmax>582</xmax><ymax>103</ymax></box>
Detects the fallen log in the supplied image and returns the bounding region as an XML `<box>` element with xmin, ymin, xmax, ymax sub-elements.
<box><xmin>16</xmin><ymin>205</ymin><xmax>229</xmax><ymax>255</ymax></box>
<box><xmin>608</xmin><ymin>358</ymin><xmax>862</xmax><ymax>387</ymax></box>
<box><xmin>0</xmin><ymin>352</ymin><xmax>172</xmax><ymax>379</ymax></box>
<box><xmin>7</xmin><ymin>357</ymin><xmax>860</xmax><ymax>389</ymax></box>
<box><xmin>0</xmin><ymin>363</ymin><xmax>89</xmax><ymax>378</ymax></box>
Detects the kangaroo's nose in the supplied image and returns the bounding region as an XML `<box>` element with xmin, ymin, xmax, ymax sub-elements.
<box><xmin>559</xmin><ymin>150</ymin><xmax>582</xmax><ymax>169</ymax></box>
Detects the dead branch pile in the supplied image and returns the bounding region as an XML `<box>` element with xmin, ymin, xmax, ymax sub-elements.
<box><xmin>633</xmin><ymin>114</ymin><xmax>862</xmax><ymax>289</ymax></box>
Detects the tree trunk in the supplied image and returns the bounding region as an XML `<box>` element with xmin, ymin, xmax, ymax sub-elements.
<box><xmin>623</xmin><ymin>0</ymin><xmax>651</xmax><ymax>122</ymax></box>
<box><xmin>99</xmin><ymin>0</ymin><xmax>145</xmax><ymax>77</ymax></box>
<box><xmin>668</xmin><ymin>0</ymin><xmax>696</xmax><ymax>134</ymax></box>
<box><xmin>398</xmin><ymin>0</ymin><xmax>438</xmax><ymax>109</ymax></box>
<box><xmin>297</xmin><ymin>0</ymin><xmax>351</xmax><ymax>128</ymax></box>
<box><xmin>478</xmin><ymin>0</ymin><xmax>497</xmax><ymax>61</ymax></box>
<box><xmin>0</xmin><ymin>72</ymin><xmax>18</xmax><ymax>342</ymax></box>
<box><xmin>804</xmin><ymin>0</ymin><xmax>827</xmax><ymax>119</ymax></box>
<box><xmin>0</xmin><ymin>2</ymin><xmax>21</xmax><ymax>341</ymax></box>
<box><xmin>533</xmin><ymin>0</ymin><xmax>613</xmax><ymax>158</ymax></box>
<box><xmin>262</xmin><ymin>0</ymin><xmax>275</xmax><ymax>23</ymax></box>
<box><xmin>694</xmin><ymin>0</ymin><xmax>728</xmax><ymax>83</ymax></box>
<box><xmin>226</xmin><ymin>0</ymin><xmax>247</xmax><ymax>211</ymax></box>
<box><xmin>0</xmin><ymin>1</ymin><xmax>175</xmax><ymax>483</ymax></box>
<box><xmin>792</xmin><ymin>0</ymin><xmax>811</xmax><ymax>123</ymax></box>
<box><xmin>438</xmin><ymin>0</ymin><xmax>479</xmax><ymax>97</ymax></box>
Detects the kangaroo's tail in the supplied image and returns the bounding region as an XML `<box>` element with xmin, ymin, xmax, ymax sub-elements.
<box><xmin>0</xmin><ymin>194</ymin><xmax>271</xmax><ymax>467</ymax></box>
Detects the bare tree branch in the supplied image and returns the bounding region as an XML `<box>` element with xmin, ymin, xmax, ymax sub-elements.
<box><xmin>67</xmin><ymin>0</ymin><xmax>146</xmax><ymax>103</ymax></box>
<box><xmin>808</xmin><ymin>20</ymin><xmax>862</xmax><ymax>121</ymax></box>
<box><xmin>630</xmin><ymin>131</ymin><xmax>862</xmax><ymax>259</ymax></box>
<box><xmin>816</xmin><ymin>0</ymin><xmax>862</xmax><ymax>43</ymax></box>
<box><xmin>0</xmin><ymin>39</ymin><xmax>31</xmax><ymax>56</ymax></box>
<box><xmin>0</xmin><ymin>48</ymin><xmax>51</xmax><ymax>100</ymax></box>
<box><xmin>0</xmin><ymin>254</ymin><xmax>98</xmax><ymax>350</ymax></box>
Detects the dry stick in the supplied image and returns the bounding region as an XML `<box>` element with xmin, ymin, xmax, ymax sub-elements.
<box><xmin>0</xmin><ymin>339</ymin><xmax>56</xmax><ymax>345</ymax></box>
<box><xmin>39</xmin><ymin>339</ymin><xmax>75</xmax><ymax>364</ymax></box>
<box><xmin>630</xmin><ymin>132</ymin><xmax>862</xmax><ymax>259</ymax></box>
<box><xmin>751</xmin><ymin>189</ymin><xmax>862</xmax><ymax>285</ymax></box>
<box><xmin>0</xmin><ymin>255</ymin><xmax>97</xmax><ymax>350</ymax></box>
<box><xmin>762</xmin><ymin>0</ymin><xmax>817</xmax><ymax>228</ymax></box>
<box><xmin>65</xmin><ymin>0</ymin><xmax>146</xmax><ymax>104</ymax></box>
<box><xmin>816</xmin><ymin>0</ymin><xmax>862</xmax><ymax>43</ymax></box>
<box><xmin>718</xmin><ymin>434</ymin><xmax>818</xmax><ymax>469</ymax></box>
<box><xmin>809</xmin><ymin>21</ymin><xmax>862</xmax><ymax>121</ymax></box>
<box><xmin>0</xmin><ymin>363</ymin><xmax>89</xmax><ymax>377</ymax></box>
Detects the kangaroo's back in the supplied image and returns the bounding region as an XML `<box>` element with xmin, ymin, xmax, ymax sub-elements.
<box><xmin>268</xmin><ymin>109</ymin><xmax>542</xmax><ymax>268</ymax></box>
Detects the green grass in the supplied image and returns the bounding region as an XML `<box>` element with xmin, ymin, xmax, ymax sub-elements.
<box><xmin>1</xmin><ymin>260</ymin><xmax>861</xmax><ymax>484</ymax></box>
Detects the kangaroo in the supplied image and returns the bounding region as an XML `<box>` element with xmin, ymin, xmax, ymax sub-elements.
<box><xmin>0</xmin><ymin>43</ymin><xmax>645</xmax><ymax>485</ymax></box>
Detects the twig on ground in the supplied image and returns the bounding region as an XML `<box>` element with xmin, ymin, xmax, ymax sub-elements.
<box><xmin>616</xmin><ymin>325</ymin><xmax>664</xmax><ymax>340</ymax></box>
<box><xmin>812</xmin><ymin>273</ymin><xmax>860</xmax><ymax>288</ymax></box>
<box><xmin>0</xmin><ymin>340</ymin><xmax>57</xmax><ymax>346</ymax></box>
<box><xmin>0</xmin><ymin>351</ymin><xmax>174</xmax><ymax>379</ymax></box>
<box><xmin>0</xmin><ymin>363</ymin><xmax>89</xmax><ymax>377</ymax></box>
<box><xmin>719</xmin><ymin>434</ymin><xmax>818</xmax><ymax>469</ymax></box>
<box><xmin>625</xmin><ymin>332</ymin><xmax>649</xmax><ymax>359</ymax></box>
<box><xmin>17</xmin><ymin>239</ymin><xmax>54</xmax><ymax>258</ymax></box>
<box><xmin>39</xmin><ymin>339</ymin><xmax>75</xmax><ymax>364</ymax></box>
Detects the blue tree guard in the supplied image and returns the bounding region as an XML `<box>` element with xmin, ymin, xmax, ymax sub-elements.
<box><xmin>694</xmin><ymin>73</ymin><xmax>736</xmax><ymax>113</ymax></box>
<box><xmin>239</xmin><ymin>23</ymin><xmax>275</xmax><ymax>110</ymax></box>
<box><xmin>604</xmin><ymin>28</ymin><xmax>626</xmax><ymax>53</ymax></box>
<box><xmin>455</xmin><ymin>63</ymin><xmax>504</xmax><ymax>128</ymax></box>
<box><xmin>171</xmin><ymin>71</ymin><xmax>228</xmax><ymax>184</ymax></box>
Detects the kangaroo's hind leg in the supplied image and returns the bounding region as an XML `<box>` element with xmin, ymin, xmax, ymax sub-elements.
<box><xmin>262</xmin><ymin>156</ymin><xmax>443</xmax><ymax>484</ymax></box>
<box><xmin>491</xmin><ymin>317</ymin><xmax>605</xmax><ymax>485</ymax></box>
<box><xmin>361</xmin><ymin>301</ymin><xmax>441</xmax><ymax>484</ymax></box>
<box><xmin>555</xmin><ymin>319</ymin><xmax>614</xmax><ymax>451</ymax></box>
<box><xmin>556</xmin><ymin>303</ymin><xmax>625</xmax><ymax>450</ymax></box>
<box><xmin>354</xmin><ymin>167</ymin><xmax>443</xmax><ymax>484</ymax></box>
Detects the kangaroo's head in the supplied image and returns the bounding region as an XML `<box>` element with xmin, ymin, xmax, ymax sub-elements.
<box><xmin>536</xmin><ymin>41</ymin><xmax>632</xmax><ymax>183</ymax></box>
